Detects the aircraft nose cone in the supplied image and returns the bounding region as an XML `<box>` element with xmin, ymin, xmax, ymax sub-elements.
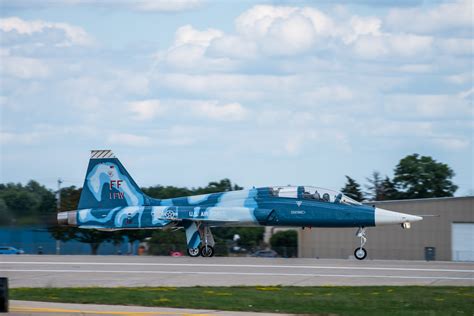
<box><xmin>375</xmin><ymin>207</ymin><xmax>422</xmax><ymax>226</ymax></box>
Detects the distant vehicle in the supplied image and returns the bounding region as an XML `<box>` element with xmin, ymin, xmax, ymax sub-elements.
<box><xmin>0</xmin><ymin>247</ymin><xmax>24</xmax><ymax>255</ymax></box>
<box><xmin>250</xmin><ymin>250</ymin><xmax>280</xmax><ymax>258</ymax></box>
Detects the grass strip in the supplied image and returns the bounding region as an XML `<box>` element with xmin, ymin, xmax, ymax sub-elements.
<box><xmin>10</xmin><ymin>286</ymin><xmax>474</xmax><ymax>315</ymax></box>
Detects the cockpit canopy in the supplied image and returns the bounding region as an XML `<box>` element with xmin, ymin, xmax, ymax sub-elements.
<box><xmin>269</xmin><ymin>186</ymin><xmax>362</xmax><ymax>206</ymax></box>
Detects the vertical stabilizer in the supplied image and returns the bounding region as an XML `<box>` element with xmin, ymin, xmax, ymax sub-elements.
<box><xmin>77</xmin><ymin>150</ymin><xmax>146</xmax><ymax>209</ymax></box>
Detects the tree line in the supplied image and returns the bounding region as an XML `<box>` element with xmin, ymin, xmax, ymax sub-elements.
<box><xmin>0</xmin><ymin>153</ymin><xmax>458</xmax><ymax>254</ymax></box>
<box><xmin>341</xmin><ymin>154</ymin><xmax>458</xmax><ymax>201</ymax></box>
<box><xmin>0</xmin><ymin>178</ymin><xmax>264</xmax><ymax>254</ymax></box>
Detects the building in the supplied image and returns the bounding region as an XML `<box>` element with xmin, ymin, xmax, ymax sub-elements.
<box><xmin>298</xmin><ymin>196</ymin><xmax>474</xmax><ymax>261</ymax></box>
<box><xmin>0</xmin><ymin>227</ymin><xmax>137</xmax><ymax>255</ymax></box>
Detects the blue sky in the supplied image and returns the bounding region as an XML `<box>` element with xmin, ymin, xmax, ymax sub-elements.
<box><xmin>0</xmin><ymin>0</ymin><xmax>473</xmax><ymax>196</ymax></box>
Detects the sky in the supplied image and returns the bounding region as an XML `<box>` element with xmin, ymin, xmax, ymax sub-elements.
<box><xmin>0</xmin><ymin>0</ymin><xmax>473</xmax><ymax>196</ymax></box>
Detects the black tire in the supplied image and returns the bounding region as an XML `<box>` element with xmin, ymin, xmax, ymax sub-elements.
<box><xmin>200</xmin><ymin>245</ymin><xmax>214</xmax><ymax>257</ymax></box>
<box><xmin>187</xmin><ymin>248</ymin><xmax>200</xmax><ymax>257</ymax></box>
<box><xmin>354</xmin><ymin>247</ymin><xmax>367</xmax><ymax>260</ymax></box>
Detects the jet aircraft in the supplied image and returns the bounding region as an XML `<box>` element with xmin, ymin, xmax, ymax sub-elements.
<box><xmin>58</xmin><ymin>150</ymin><xmax>422</xmax><ymax>259</ymax></box>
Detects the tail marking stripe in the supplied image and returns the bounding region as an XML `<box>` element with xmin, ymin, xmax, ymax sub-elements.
<box><xmin>90</xmin><ymin>150</ymin><xmax>115</xmax><ymax>159</ymax></box>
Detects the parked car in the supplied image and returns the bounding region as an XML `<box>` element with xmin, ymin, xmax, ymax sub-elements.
<box><xmin>0</xmin><ymin>246</ymin><xmax>24</xmax><ymax>255</ymax></box>
<box><xmin>249</xmin><ymin>249</ymin><xmax>280</xmax><ymax>258</ymax></box>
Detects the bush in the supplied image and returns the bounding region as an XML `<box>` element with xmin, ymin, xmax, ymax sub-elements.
<box><xmin>270</xmin><ymin>230</ymin><xmax>297</xmax><ymax>258</ymax></box>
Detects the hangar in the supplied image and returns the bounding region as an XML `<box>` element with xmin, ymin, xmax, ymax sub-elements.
<box><xmin>298</xmin><ymin>196</ymin><xmax>474</xmax><ymax>261</ymax></box>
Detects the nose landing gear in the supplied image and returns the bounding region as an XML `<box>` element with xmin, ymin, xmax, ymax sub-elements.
<box><xmin>354</xmin><ymin>227</ymin><xmax>367</xmax><ymax>260</ymax></box>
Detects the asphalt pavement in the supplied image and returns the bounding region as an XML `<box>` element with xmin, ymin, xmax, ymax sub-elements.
<box><xmin>1</xmin><ymin>255</ymin><xmax>473</xmax><ymax>287</ymax></box>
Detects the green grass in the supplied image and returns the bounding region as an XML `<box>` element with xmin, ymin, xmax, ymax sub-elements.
<box><xmin>10</xmin><ymin>286</ymin><xmax>474</xmax><ymax>315</ymax></box>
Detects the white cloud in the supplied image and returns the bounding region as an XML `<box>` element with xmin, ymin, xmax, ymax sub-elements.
<box><xmin>128</xmin><ymin>99</ymin><xmax>165</xmax><ymax>121</ymax></box>
<box><xmin>262</xmin><ymin>13</ymin><xmax>317</xmax><ymax>56</ymax></box>
<box><xmin>1</xmin><ymin>55</ymin><xmax>49</xmax><ymax>79</ymax></box>
<box><xmin>384</xmin><ymin>93</ymin><xmax>473</xmax><ymax>119</ymax></box>
<box><xmin>159</xmin><ymin>25</ymin><xmax>240</xmax><ymax>71</ymax></box>
<box><xmin>156</xmin><ymin>73</ymin><xmax>303</xmax><ymax>101</ymax></box>
<box><xmin>0</xmin><ymin>16</ymin><xmax>94</xmax><ymax>47</ymax></box>
<box><xmin>208</xmin><ymin>35</ymin><xmax>258</xmax><ymax>59</ymax></box>
<box><xmin>193</xmin><ymin>101</ymin><xmax>248</xmax><ymax>121</ymax></box>
<box><xmin>352</xmin><ymin>33</ymin><xmax>433</xmax><ymax>59</ymax></box>
<box><xmin>435</xmin><ymin>38</ymin><xmax>473</xmax><ymax>56</ymax></box>
<box><xmin>301</xmin><ymin>85</ymin><xmax>354</xmax><ymax>102</ymax></box>
<box><xmin>0</xmin><ymin>96</ymin><xmax>7</xmax><ymax>107</ymax></box>
<box><xmin>446</xmin><ymin>73</ymin><xmax>472</xmax><ymax>85</ymax></box>
<box><xmin>0</xmin><ymin>131</ymin><xmax>41</xmax><ymax>144</ymax></box>
<box><xmin>233</xmin><ymin>5</ymin><xmax>335</xmax><ymax>56</ymax></box>
<box><xmin>158</xmin><ymin>2</ymin><xmax>471</xmax><ymax>72</ymax></box>
<box><xmin>235</xmin><ymin>5</ymin><xmax>298</xmax><ymax>38</ymax></box>
<box><xmin>342</xmin><ymin>16</ymin><xmax>381</xmax><ymax>44</ymax></box>
<box><xmin>366</xmin><ymin>120</ymin><xmax>435</xmax><ymax>138</ymax></box>
<box><xmin>125</xmin><ymin>98</ymin><xmax>249</xmax><ymax>122</ymax></box>
<box><xmin>385</xmin><ymin>0</ymin><xmax>473</xmax><ymax>34</ymax></box>
<box><xmin>107</xmin><ymin>133</ymin><xmax>153</xmax><ymax>147</ymax></box>
<box><xmin>432</xmin><ymin>137</ymin><xmax>470</xmax><ymax>151</ymax></box>
<box><xmin>398</xmin><ymin>64</ymin><xmax>433</xmax><ymax>73</ymax></box>
<box><xmin>173</xmin><ymin>25</ymin><xmax>223</xmax><ymax>47</ymax></box>
<box><xmin>155</xmin><ymin>125</ymin><xmax>216</xmax><ymax>146</ymax></box>
<box><xmin>2</xmin><ymin>0</ymin><xmax>204</xmax><ymax>12</ymax></box>
<box><xmin>458</xmin><ymin>87</ymin><xmax>474</xmax><ymax>99</ymax></box>
<box><xmin>126</xmin><ymin>0</ymin><xmax>202</xmax><ymax>12</ymax></box>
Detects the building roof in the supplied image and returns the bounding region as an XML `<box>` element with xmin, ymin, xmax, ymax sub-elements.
<box><xmin>363</xmin><ymin>195</ymin><xmax>473</xmax><ymax>204</ymax></box>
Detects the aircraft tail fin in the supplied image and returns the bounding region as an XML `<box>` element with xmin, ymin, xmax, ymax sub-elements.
<box><xmin>77</xmin><ymin>150</ymin><xmax>147</xmax><ymax>209</ymax></box>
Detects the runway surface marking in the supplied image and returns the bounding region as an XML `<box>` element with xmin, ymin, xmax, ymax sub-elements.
<box><xmin>11</xmin><ymin>306</ymin><xmax>210</xmax><ymax>315</ymax></box>
<box><xmin>2</xmin><ymin>261</ymin><xmax>472</xmax><ymax>273</ymax></box>
<box><xmin>2</xmin><ymin>269</ymin><xmax>473</xmax><ymax>280</ymax></box>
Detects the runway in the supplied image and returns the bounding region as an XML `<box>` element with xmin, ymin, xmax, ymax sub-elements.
<box><xmin>1</xmin><ymin>255</ymin><xmax>473</xmax><ymax>287</ymax></box>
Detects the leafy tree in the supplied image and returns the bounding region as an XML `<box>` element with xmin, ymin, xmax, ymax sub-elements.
<box><xmin>270</xmin><ymin>230</ymin><xmax>297</xmax><ymax>258</ymax></box>
<box><xmin>49</xmin><ymin>185</ymin><xmax>116</xmax><ymax>254</ymax></box>
<box><xmin>365</xmin><ymin>172</ymin><xmax>400</xmax><ymax>201</ymax></box>
<box><xmin>142</xmin><ymin>186</ymin><xmax>192</xmax><ymax>199</ymax></box>
<box><xmin>365</xmin><ymin>171</ymin><xmax>383</xmax><ymax>201</ymax></box>
<box><xmin>196</xmin><ymin>179</ymin><xmax>243</xmax><ymax>194</ymax></box>
<box><xmin>59</xmin><ymin>186</ymin><xmax>82</xmax><ymax>212</ymax></box>
<box><xmin>74</xmin><ymin>229</ymin><xmax>118</xmax><ymax>255</ymax></box>
<box><xmin>148</xmin><ymin>230</ymin><xmax>186</xmax><ymax>255</ymax></box>
<box><xmin>0</xmin><ymin>181</ymin><xmax>56</xmax><ymax>226</ymax></box>
<box><xmin>213</xmin><ymin>226</ymin><xmax>264</xmax><ymax>249</ymax></box>
<box><xmin>142</xmin><ymin>178</ymin><xmax>243</xmax><ymax>199</ymax></box>
<box><xmin>393</xmin><ymin>154</ymin><xmax>458</xmax><ymax>199</ymax></box>
<box><xmin>341</xmin><ymin>176</ymin><xmax>364</xmax><ymax>201</ymax></box>
<box><xmin>0</xmin><ymin>198</ymin><xmax>12</xmax><ymax>226</ymax></box>
<box><xmin>380</xmin><ymin>176</ymin><xmax>399</xmax><ymax>200</ymax></box>
<box><xmin>0</xmin><ymin>177</ymin><xmax>253</xmax><ymax>255</ymax></box>
<box><xmin>49</xmin><ymin>186</ymin><xmax>82</xmax><ymax>243</ymax></box>
<box><xmin>120</xmin><ymin>230</ymin><xmax>153</xmax><ymax>254</ymax></box>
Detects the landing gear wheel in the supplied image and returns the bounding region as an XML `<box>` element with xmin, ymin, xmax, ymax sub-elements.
<box><xmin>354</xmin><ymin>247</ymin><xmax>367</xmax><ymax>260</ymax></box>
<box><xmin>187</xmin><ymin>248</ymin><xmax>200</xmax><ymax>257</ymax></box>
<box><xmin>200</xmin><ymin>245</ymin><xmax>214</xmax><ymax>257</ymax></box>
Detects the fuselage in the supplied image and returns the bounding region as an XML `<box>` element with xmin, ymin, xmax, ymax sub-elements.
<box><xmin>58</xmin><ymin>185</ymin><xmax>421</xmax><ymax>230</ymax></box>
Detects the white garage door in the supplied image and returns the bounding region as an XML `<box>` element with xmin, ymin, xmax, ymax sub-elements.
<box><xmin>452</xmin><ymin>223</ymin><xmax>474</xmax><ymax>261</ymax></box>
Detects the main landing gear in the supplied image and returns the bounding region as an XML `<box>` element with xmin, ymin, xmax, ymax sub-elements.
<box><xmin>354</xmin><ymin>227</ymin><xmax>367</xmax><ymax>260</ymax></box>
<box><xmin>187</xmin><ymin>248</ymin><xmax>200</xmax><ymax>257</ymax></box>
<box><xmin>187</xmin><ymin>225</ymin><xmax>215</xmax><ymax>257</ymax></box>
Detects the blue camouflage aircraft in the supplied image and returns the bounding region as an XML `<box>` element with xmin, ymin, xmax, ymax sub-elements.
<box><xmin>58</xmin><ymin>150</ymin><xmax>422</xmax><ymax>260</ymax></box>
